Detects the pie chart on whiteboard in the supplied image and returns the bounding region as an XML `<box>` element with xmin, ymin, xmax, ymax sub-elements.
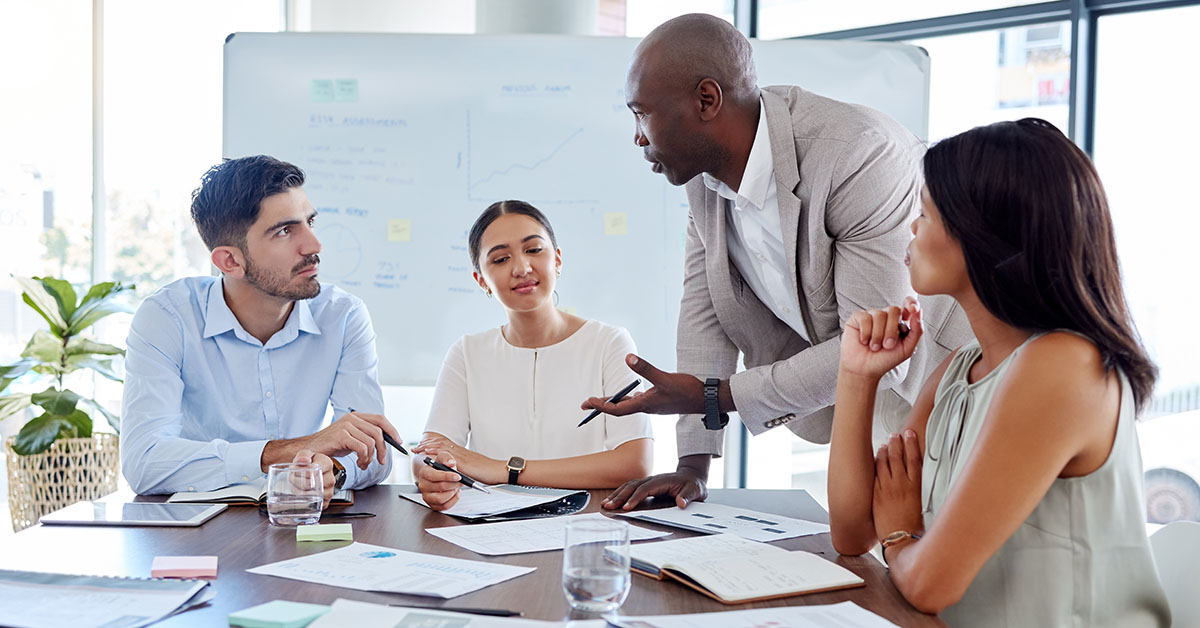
<box><xmin>316</xmin><ymin>223</ymin><xmax>362</xmax><ymax>281</ymax></box>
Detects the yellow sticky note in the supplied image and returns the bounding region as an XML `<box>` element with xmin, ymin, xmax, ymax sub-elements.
<box><xmin>603</xmin><ymin>212</ymin><xmax>628</xmax><ymax>236</ymax></box>
<box><xmin>388</xmin><ymin>219</ymin><xmax>412</xmax><ymax>242</ymax></box>
<box><xmin>296</xmin><ymin>523</ymin><xmax>352</xmax><ymax>542</ymax></box>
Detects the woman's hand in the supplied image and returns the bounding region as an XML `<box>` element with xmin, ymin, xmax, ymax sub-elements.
<box><xmin>413</xmin><ymin>435</ymin><xmax>505</xmax><ymax>485</ymax></box>
<box><xmin>872</xmin><ymin>430</ymin><xmax>926</xmax><ymax>541</ymax></box>
<box><xmin>413</xmin><ymin>450</ymin><xmax>463</xmax><ymax>511</ymax></box>
<box><xmin>840</xmin><ymin>297</ymin><xmax>924</xmax><ymax>381</ymax></box>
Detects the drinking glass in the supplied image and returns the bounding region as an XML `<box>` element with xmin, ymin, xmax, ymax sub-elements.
<box><xmin>562</xmin><ymin>517</ymin><xmax>631</xmax><ymax>614</ymax></box>
<box><xmin>265</xmin><ymin>462</ymin><xmax>322</xmax><ymax>526</ymax></box>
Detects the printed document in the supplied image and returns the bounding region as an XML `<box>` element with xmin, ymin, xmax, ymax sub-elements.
<box><xmin>308</xmin><ymin>599</ymin><xmax>588</xmax><ymax>628</ymax></box>
<box><xmin>247</xmin><ymin>542</ymin><xmax>534</xmax><ymax>598</ymax></box>
<box><xmin>619</xmin><ymin>501</ymin><xmax>828</xmax><ymax>541</ymax></box>
<box><xmin>398</xmin><ymin>484</ymin><xmax>585</xmax><ymax>520</ymax></box>
<box><xmin>609</xmin><ymin>602</ymin><xmax>899</xmax><ymax>627</ymax></box>
<box><xmin>0</xmin><ymin>569</ymin><xmax>211</xmax><ymax>628</ymax></box>
<box><xmin>427</xmin><ymin>513</ymin><xmax>670</xmax><ymax>555</ymax></box>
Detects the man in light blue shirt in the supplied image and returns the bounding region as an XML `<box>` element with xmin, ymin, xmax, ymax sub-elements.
<box><xmin>121</xmin><ymin>155</ymin><xmax>401</xmax><ymax>506</ymax></box>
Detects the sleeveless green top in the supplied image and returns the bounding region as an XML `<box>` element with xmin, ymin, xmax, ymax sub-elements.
<box><xmin>922</xmin><ymin>335</ymin><xmax>1170</xmax><ymax>627</ymax></box>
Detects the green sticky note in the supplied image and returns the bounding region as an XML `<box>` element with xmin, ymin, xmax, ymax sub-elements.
<box><xmin>311</xmin><ymin>79</ymin><xmax>334</xmax><ymax>102</ymax></box>
<box><xmin>296</xmin><ymin>523</ymin><xmax>352</xmax><ymax>542</ymax></box>
<box><xmin>229</xmin><ymin>600</ymin><xmax>329</xmax><ymax>628</ymax></box>
<box><xmin>334</xmin><ymin>78</ymin><xmax>358</xmax><ymax>102</ymax></box>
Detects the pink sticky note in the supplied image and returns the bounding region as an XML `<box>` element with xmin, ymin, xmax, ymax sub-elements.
<box><xmin>151</xmin><ymin>555</ymin><xmax>218</xmax><ymax>579</ymax></box>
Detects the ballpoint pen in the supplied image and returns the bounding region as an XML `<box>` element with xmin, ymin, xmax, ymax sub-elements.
<box><xmin>578</xmin><ymin>379</ymin><xmax>641</xmax><ymax>427</ymax></box>
<box><xmin>349</xmin><ymin>407</ymin><xmax>493</xmax><ymax>495</ymax></box>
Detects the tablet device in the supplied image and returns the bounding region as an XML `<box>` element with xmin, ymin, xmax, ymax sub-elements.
<box><xmin>39</xmin><ymin>501</ymin><xmax>227</xmax><ymax>527</ymax></box>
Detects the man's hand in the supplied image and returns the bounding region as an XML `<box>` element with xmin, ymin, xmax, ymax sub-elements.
<box><xmin>601</xmin><ymin>456</ymin><xmax>710</xmax><ymax>510</ymax></box>
<box><xmin>292</xmin><ymin>449</ymin><xmax>335</xmax><ymax>510</ymax></box>
<box><xmin>581</xmin><ymin>354</ymin><xmax>707</xmax><ymax>416</ymax></box>
<box><xmin>291</xmin><ymin>411</ymin><xmax>401</xmax><ymax>471</ymax></box>
<box><xmin>414</xmin><ymin>450</ymin><xmax>463</xmax><ymax>512</ymax></box>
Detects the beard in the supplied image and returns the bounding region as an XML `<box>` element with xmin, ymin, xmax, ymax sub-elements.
<box><xmin>244</xmin><ymin>253</ymin><xmax>321</xmax><ymax>301</ymax></box>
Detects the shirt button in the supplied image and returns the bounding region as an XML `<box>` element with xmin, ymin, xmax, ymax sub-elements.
<box><xmin>188</xmin><ymin>486</ymin><xmax>195</xmax><ymax>492</ymax></box>
<box><xmin>783</xmin><ymin>306</ymin><xmax>792</xmax><ymax>313</ymax></box>
<box><xmin>241</xmin><ymin>476</ymin><xmax>249</xmax><ymax>482</ymax></box>
<box><xmin>265</xmin><ymin>391</ymin><xmax>272</xmax><ymax>398</ymax></box>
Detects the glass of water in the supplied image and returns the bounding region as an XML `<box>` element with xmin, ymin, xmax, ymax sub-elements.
<box><xmin>562</xmin><ymin>517</ymin><xmax>631</xmax><ymax>614</ymax></box>
<box><xmin>265</xmin><ymin>462</ymin><xmax>323</xmax><ymax>526</ymax></box>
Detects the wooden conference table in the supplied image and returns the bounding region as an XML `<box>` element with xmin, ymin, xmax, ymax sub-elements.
<box><xmin>3</xmin><ymin>486</ymin><xmax>945</xmax><ymax>626</ymax></box>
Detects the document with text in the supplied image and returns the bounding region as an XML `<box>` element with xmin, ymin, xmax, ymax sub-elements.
<box><xmin>247</xmin><ymin>542</ymin><xmax>534</xmax><ymax>598</ymax></box>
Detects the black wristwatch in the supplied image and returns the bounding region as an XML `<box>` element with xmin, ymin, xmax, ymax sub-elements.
<box><xmin>703</xmin><ymin>378</ymin><xmax>729</xmax><ymax>430</ymax></box>
<box><xmin>330</xmin><ymin>458</ymin><xmax>347</xmax><ymax>490</ymax></box>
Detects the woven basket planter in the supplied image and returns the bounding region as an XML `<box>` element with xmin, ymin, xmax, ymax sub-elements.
<box><xmin>5</xmin><ymin>433</ymin><xmax>120</xmax><ymax>532</ymax></box>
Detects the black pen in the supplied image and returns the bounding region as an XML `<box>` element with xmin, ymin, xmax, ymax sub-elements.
<box><xmin>579</xmin><ymin>379</ymin><xmax>641</xmax><ymax>427</ymax></box>
<box><xmin>388</xmin><ymin>604</ymin><xmax>522</xmax><ymax>617</ymax></box>
<box><xmin>368</xmin><ymin>420</ymin><xmax>492</xmax><ymax>495</ymax></box>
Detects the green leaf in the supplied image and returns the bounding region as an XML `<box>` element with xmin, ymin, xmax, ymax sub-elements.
<box><xmin>12</xmin><ymin>412</ymin><xmax>72</xmax><ymax>455</ymax></box>
<box><xmin>68</xmin><ymin>299</ymin><xmax>134</xmax><ymax>336</ymax></box>
<box><xmin>79</xmin><ymin>397</ymin><xmax>120</xmax><ymax>433</ymax></box>
<box><xmin>0</xmin><ymin>394</ymin><xmax>31</xmax><ymax>422</ymax></box>
<box><xmin>66</xmin><ymin>356</ymin><xmax>122</xmax><ymax>382</ymax></box>
<box><xmin>0</xmin><ymin>358</ymin><xmax>37</xmax><ymax>394</ymax></box>
<box><xmin>20</xmin><ymin>329</ymin><xmax>64</xmax><ymax>365</ymax></box>
<box><xmin>30</xmin><ymin>387</ymin><xmax>81</xmax><ymax>416</ymax></box>
<box><xmin>61</xmin><ymin>408</ymin><xmax>92</xmax><ymax>438</ymax></box>
<box><xmin>65</xmin><ymin>337</ymin><xmax>124</xmax><ymax>357</ymax></box>
<box><xmin>35</xmin><ymin>276</ymin><xmax>78</xmax><ymax>324</ymax></box>
<box><xmin>15</xmin><ymin>276</ymin><xmax>67</xmax><ymax>335</ymax></box>
<box><xmin>78</xmin><ymin>281</ymin><xmax>120</xmax><ymax>307</ymax></box>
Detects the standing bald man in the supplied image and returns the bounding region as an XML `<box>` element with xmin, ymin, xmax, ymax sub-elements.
<box><xmin>584</xmin><ymin>14</ymin><xmax>971</xmax><ymax>509</ymax></box>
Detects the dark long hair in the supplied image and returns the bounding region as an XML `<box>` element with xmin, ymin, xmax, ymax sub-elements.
<box><xmin>924</xmin><ymin>118</ymin><xmax>1156</xmax><ymax>411</ymax></box>
<box><xmin>467</xmin><ymin>200</ymin><xmax>558</xmax><ymax>271</ymax></box>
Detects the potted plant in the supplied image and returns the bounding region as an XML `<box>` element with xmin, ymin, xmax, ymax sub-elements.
<box><xmin>0</xmin><ymin>276</ymin><xmax>133</xmax><ymax>531</ymax></box>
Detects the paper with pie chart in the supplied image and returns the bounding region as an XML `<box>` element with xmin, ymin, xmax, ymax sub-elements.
<box><xmin>247</xmin><ymin>542</ymin><xmax>534</xmax><ymax>598</ymax></box>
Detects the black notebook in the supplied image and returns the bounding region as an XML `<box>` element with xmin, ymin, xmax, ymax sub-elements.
<box><xmin>398</xmin><ymin>483</ymin><xmax>589</xmax><ymax>522</ymax></box>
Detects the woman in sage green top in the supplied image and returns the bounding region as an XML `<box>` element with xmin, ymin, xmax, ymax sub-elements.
<box><xmin>826</xmin><ymin>119</ymin><xmax>1170</xmax><ymax>627</ymax></box>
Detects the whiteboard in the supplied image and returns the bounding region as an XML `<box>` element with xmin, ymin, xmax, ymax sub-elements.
<box><xmin>223</xmin><ymin>33</ymin><xmax>928</xmax><ymax>385</ymax></box>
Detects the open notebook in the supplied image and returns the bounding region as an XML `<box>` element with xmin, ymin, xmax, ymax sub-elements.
<box><xmin>398</xmin><ymin>484</ymin><xmax>588</xmax><ymax>522</ymax></box>
<box><xmin>166</xmin><ymin>478</ymin><xmax>353</xmax><ymax>506</ymax></box>
<box><xmin>624</xmin><ymin>533</ymin><xmax>863</xmax><ymax>604</ymax></box>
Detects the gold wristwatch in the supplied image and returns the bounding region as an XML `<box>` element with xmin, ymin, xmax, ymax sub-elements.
<box><xmin>880</xmin><ymin>530</ymin><xmax>921</xmax><ymax>565</ymax></box>
<box><xmin>506</xmin><ymin>456</ymin><xmax>526</xmax><ymax>485</ymax></box>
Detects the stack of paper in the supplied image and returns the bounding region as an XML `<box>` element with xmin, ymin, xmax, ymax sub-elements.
<box><xmin>0</xmin><ymin>569</ymin><xmax>213</xmax><ymax>628</ymax></box>
<box><xmin>426</xmin><ymin>513</ymin><xmax>671</xmax><ymax>555</ymax></box>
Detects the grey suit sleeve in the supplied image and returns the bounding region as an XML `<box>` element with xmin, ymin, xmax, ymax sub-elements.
<box><xmin>729</xmin><ymin>130</ymin><xmax>923</xmax><ymax>436</ymax></box>
<box><xmin>675</xmin><ymin>210</ymin><xmax>740</xmax><ymax>458</ymax></box>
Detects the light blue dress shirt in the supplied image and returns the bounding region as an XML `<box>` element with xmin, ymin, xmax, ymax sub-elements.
<box><xmin>120</xmin><ymin>276</ymin><xmax>390</xmax><ymax>495</ymax></box>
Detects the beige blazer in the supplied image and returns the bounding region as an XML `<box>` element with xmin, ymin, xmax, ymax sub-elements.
<box><xmin>676</xmin><ymin>86</ymin><xmax>973</xmax><ymax>457</ymax></box>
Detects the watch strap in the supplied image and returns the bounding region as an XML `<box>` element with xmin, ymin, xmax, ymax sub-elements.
<box><xmin>330</xmin><ymin>458</ymin><xmax>347</xmax><ymax>490</ymax></box>
<box><xmin>702</xmin><ymin>378</ymin><xmax>729</xmax><ymax>430</ymax></box>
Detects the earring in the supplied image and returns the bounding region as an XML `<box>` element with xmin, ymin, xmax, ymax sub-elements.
<box><xmin>556</xmin><ymin>267</ymin><xmax>561</xmax><ymax>278</ymax></box>
<box><xmin>483</xmin><ymin>288</ymin><xmax>492</xmax><ymax>298</ymax></box>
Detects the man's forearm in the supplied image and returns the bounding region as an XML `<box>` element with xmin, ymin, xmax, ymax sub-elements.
<box><xmin>260</xmin><ymin>436</ymin><xmax>311</xmax><ymax>472</ymax></box>
<box><xmin>677</xmin><ymin>453</ymin><xmax>712</xmax><ymax>482</ymax></box>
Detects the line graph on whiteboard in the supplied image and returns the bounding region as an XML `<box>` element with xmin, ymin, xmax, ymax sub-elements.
<box><xmin>463</xmin><ymin>110</ymin><xmax>597</xmax><ymax>205</ymax></box>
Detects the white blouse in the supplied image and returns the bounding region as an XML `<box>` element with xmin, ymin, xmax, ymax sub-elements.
<box><xmin>424</xmin><ymin>320</ymin><xmax>654</xmax><ymax>461</ymax></box>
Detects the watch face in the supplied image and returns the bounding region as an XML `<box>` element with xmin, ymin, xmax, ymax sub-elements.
<box><xmin>508</xmin><ymin>456</ymin><xmax>526</xmax><ymax>470</ymax></box>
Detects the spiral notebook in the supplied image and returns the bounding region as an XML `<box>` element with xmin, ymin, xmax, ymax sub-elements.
<box><xmin>0</xmin><ymin>569</ymin><xmax>213</xmax><ymax>628</ymax></box>
<box><xmin>398</xmin><ymin>484</ymin><xmax>589</xmax><ymax>522</ymax></box>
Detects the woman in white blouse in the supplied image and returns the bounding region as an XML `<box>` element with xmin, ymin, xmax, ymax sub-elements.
<box><xmin>413</xmin><ymin>200</ymin><xmax>654</xmax><ymax>510</ymax></box>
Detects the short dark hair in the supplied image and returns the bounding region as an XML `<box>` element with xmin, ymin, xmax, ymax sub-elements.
<box><xmin>467</xmin><ymin>200</ymin><xmax>558</xmax><ymax>271</ymax></box>
<box><xmin>924</xmin><ymin>118</ymin><xmax>1157</xmax><ymax>410</ymax></box>
<box><xmin>190</xmin><ymin>155</ymin><xmax>305</xmax><ymax>250</ymax></box>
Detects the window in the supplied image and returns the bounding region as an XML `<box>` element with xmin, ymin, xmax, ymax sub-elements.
<box><xmin>907</xmin><ymin>23</ymin><xmax>1070</xmax><ymax>142</ymax></box>
<box><xmin>757</xmin><ymin>0</ymin><xmax>1047</xmax><ymax>39</ymax></box>
<box><xmin>1093</xmin><ymin>4</ymin><xmax>1200</xmax><ymax>523</ymax></box>
<box><xmin>102</xmin><ymin>0</ymin><xmax>280</xmax><ymax>296</ymax></box>
<box><xmin>624</xmin><ymin>0</ymin><xmax>735</xmax><ymax>37</ymax></box>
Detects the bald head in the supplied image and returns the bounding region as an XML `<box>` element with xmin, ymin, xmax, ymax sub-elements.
<box><xmin>630</xmin><ymin>13</ymin><xmax>759</xmax><ymax>109</ymax></box>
